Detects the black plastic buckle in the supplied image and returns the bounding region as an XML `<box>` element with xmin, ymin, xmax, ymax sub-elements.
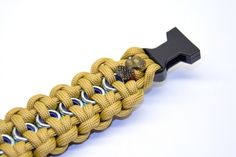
<box><xmin>144</xmin><ymin>27</ymin><xmax>200</xmax><ymax>82</ymax></box>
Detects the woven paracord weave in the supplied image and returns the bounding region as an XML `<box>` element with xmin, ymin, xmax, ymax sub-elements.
<box><xmin>0</xmin><ymin>47</ymin><xmax>161</xmax><ymax>157</ymax></box>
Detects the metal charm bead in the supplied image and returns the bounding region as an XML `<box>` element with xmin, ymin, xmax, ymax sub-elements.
<box><xmin>36</xmin><ymin>110</ymin><xmax>61</xmax><ymax>128</ymax></box>
<box><xmin>115</xmin><ymin>65</ymin><xmax>135</xmax><ymax>82</ymax></box>
<box><xmin>81</xmin><ymin>86</ymin><xmax>105</xmax><ymax>104</ymax></box>
<box><xmin>125</xmin><ymin>56</ymin><xmax>146</xmax><ymax>71</ymax></box>
<box><xmin>59</xmin><ymin>98</ymin><xmax>84</xmax><ymax>116</ymax></box>
<box><xmin>12</xmin><ymin>123</ymin><xmax>38</xmax><ymax>142</ymax></box>
<box><xmin>0</xmin><ymin>134</ymin><xmax>15</xmax><ymax>155</ymax></box>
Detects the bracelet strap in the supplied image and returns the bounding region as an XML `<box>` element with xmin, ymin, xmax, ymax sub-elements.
<box><xmin>0</xmin><ymin>27</ymin><xmax>201</xmax><ymax>157</ymax></box>
<box><xmin>0</xmin><ymin>47</ymin><xmax>160</xmax><ymax>157</ymax></box>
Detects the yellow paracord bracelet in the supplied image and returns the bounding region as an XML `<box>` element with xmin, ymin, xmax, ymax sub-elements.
<box><xmin>0</xmin><ymin>27</ymin><xmax>201</xmax><ymax>157</ymax></box>
<box><xmin>0</xmin><ymin>47</ymin><xmax>160</xmax><ymax>157</ymax></box>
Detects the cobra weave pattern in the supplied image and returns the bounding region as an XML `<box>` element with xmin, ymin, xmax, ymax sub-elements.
<box><xmin>0</xmin><ymin>47</ymin><xmax>161</xmax><ymax>157</ymax></box>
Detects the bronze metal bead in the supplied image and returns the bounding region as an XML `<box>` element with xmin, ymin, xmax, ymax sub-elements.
<box><xmin>125</xmin><ymin>56</ymin><xmax>146</xmax><ymax>71</ymax></box>
<box><xmin>125</xmin><ymin>58</ymin><xmax>134</xmax><ymax>69</ymax></box>
<box><xmin>115</xmin><ymin>66</ymin><xmax>135</xmax><ymax>82</ymax></box>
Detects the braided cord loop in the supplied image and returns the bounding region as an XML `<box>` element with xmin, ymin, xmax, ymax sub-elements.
<box><xmin>0</xmin><ymin>47</ymin><xmax>161</xmax><ymax>157</ymax></box>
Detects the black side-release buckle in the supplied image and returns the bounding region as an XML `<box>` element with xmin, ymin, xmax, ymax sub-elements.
<box><xmin>144</xmin><ymin>27</ymin><xmax>200</xmax><ymax>82</ymax></box>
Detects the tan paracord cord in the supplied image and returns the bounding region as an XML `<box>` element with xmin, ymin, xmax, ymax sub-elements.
<box><xmin>0</xmin><ymin>47</ymin><xmax>161</xmax><ymax>157</ymax></box>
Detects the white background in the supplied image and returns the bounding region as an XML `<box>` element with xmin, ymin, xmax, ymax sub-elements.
<box><xmin>0</xmin><ymin>0</ymin><xmax>235</xmax><ymax>157</ymax></box>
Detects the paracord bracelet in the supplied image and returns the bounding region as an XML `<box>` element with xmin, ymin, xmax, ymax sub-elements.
<box><xmin>0</xmin><ymin>27</ymin><xmax>200</xmax><ymax>157</ymax></box>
